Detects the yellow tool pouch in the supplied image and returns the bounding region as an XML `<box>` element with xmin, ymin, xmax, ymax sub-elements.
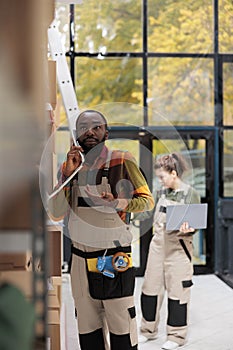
<box><xmin>86</xmin><ymin>253</ymin><xmax>133</xmax><ymax>273</ymax></box>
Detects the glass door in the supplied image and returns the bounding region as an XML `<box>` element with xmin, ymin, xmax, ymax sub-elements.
<box><xmin>147</xmin><ymin>128</ymin><xmax>215</xmax><ymax>275</ymax></box>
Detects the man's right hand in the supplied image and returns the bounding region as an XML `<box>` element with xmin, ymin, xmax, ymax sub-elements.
<box><xmin>63</xmin><ymin>145</ymin><xmax>84</xmax><ymax>177</ymax></box>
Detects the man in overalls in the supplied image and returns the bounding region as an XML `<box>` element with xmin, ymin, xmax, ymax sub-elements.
<box><xmin>49</xmin><ymin>110</ymin><xmax>154</xmax><ymax>350</ymax></box>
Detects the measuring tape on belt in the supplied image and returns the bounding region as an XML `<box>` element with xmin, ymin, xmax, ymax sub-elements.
<box><xmin>87</xmin><ymin>251</ymin><xmax>132</xmax><ymax>279</ymax></box>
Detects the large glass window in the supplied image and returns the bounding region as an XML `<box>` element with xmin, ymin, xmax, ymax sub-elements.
<box><xmin>55</xmin><ymin>3</ymin><xmax>70</xmax><ymax>52</ymax></box>
<box><xmin>148</xmin><ymin>0</ymin><xmax>213</xmax><ymax>53</ymax></box>
<box><xmin>75</xmin><ymin>58</ymin><xmax>143</xmax><ymax>120</ymax></box>
<box><xmin>223</xmin><ymin>63</ymin><xmax>233</xmax><ymax>125</ymax></box>
<box><xmin>219</xmin><ymin>0</ymin><xmax>233</xmax><ymax>53</ymax></box>
<box><xmin>74</xmin><ymin>0</ymin><xmax>142</xmax><ymax>53</ymax></box>
<box><xmin>148</xmin><ymin>58</ymin><xmax>214</xmax><ymax>126</ymax></box>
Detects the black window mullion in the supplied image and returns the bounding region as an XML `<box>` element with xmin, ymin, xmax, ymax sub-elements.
<box><xmin>142</xmin><ymin>0</ymin><xmax>148</xmax><ymax>126</ymax></box>
<box><xmin>69</xmin><ymin>4</ymin><xmax>75</xmax><ymax>86</ymax></box>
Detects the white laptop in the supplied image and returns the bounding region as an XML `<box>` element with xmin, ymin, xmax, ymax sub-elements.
<box><xmin>166</xmin><ymin>203</ymin><xmax>208</xmax><ymax>231</ymax></box>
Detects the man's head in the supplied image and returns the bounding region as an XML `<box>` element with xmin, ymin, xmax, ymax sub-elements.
<box><xmin>76</xmin><ymin>110</ymin><xmax>109</xmax><ymax>153</ymax></box>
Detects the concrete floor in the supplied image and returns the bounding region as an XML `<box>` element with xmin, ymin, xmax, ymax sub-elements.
<box><xmin>60</xmin><ymin>274</ymin><xmax>233</xmax><ymax>350</ymax></box>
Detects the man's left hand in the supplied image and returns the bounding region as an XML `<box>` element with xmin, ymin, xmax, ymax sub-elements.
<box><xmin>84</xmin><ymin>185</ymin><xmax>118</xmax><ymax>208</ymax></box>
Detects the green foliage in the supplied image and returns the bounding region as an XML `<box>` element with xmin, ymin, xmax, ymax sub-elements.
<box><xmin>55</xmin><ymin>0</ymin><xmax>233</xmax><ymax>127</ymax></box>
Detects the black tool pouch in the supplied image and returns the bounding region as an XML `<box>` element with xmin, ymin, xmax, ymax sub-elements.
<box><xmin>86</xmin><ymin>267</ymin><xmax>136</xmax><ymax>300</ymax></box>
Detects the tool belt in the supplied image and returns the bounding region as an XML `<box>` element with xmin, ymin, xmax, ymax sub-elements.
<box><xmin>71</xmin><ymin>245</ymin><xmax>136</xmax><ymax>300</ymax></box>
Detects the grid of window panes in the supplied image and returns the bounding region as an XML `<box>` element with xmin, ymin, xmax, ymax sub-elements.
<box><xmin>54</xmin><ymin>1</ymin><xmax>233</xmax><ymax>129</ymax></box>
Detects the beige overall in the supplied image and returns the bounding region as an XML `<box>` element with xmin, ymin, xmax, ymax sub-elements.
<box><xmin>140</xmin><ymin>185</ymin><xmax>194</xmax><ymax>346</ymax></box>
<box><xmin>68</xmin><ymin>152</ymin><xmax>138</xmax><ymax>350</ymax></box>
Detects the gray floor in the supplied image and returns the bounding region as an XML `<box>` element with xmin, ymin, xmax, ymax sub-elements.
<box><xmin>61</xmin><ymin>274</ymin><xmax>233</xmax><ymax>350</ymax></box>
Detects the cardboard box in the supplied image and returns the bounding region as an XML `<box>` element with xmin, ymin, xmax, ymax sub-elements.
<box><xmin>0</xmin><ymin>251</ymin><xmax>32</xmax><ymax>271</ymax></box>
<box><xmin>48</xmin><ymin>276</ymin><xmax>62</xmax><ymax>305</ymax></box>
<box><xmin>48</xmin><ymin>294</ymin><xmax>60</xmax><ymax>310</ymax></box>
<box><xmin>0</xmin><ymin>270</ymin><xmax>33</xmax><ymax>298</ymax></box>
<box><xmin>48</xmin><ymin>309</ymin><xmax>61</xmax><ymax>350</ymax></box>
<box><xmin>47</xmin><ymin>226</ymin><xmax>63</xmax><ymax>277</ymax></box>
<box><xmin>0</xmin><ymin>183</ymin><xmax>33</xmax><ymax>230</ymax></box>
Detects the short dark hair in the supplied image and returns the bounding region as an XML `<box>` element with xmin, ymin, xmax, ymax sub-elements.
<box><xmin>76</xmin><ymin>109</ymin><xmax>108</xmax><ymax>130</ymax></box>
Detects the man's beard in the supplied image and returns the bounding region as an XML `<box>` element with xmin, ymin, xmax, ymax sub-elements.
<box><xmin>77</xmin><ymin>134</ymin><xmax>107</xmax><ymax>154</ymax></box>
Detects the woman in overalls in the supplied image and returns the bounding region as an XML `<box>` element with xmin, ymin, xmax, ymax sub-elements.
<box><xmin>139</xmin><ymin>153</ymin><xmax>200</xmax><ymax>350</ymax></box>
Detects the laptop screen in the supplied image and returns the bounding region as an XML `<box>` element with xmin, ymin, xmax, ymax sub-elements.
<box><xmin>166</xmin><ymin>203</ymin><xmax>208</xmax><ymax>231</ymax></box>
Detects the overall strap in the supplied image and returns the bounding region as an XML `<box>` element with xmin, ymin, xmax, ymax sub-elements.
<box><xmin>179</xmin><ymin>184</ymin><xmax>190</xmax><ymax>204</ymax></box>
<box><xmin>101</xmin><ymin>150</ymin><xmax>112</xmax><ymax>179</ymax></box>
<box><xmin>71</xmin><ymin>245</ymin><xmax>131</xmax><ymax>259</ymax></box>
